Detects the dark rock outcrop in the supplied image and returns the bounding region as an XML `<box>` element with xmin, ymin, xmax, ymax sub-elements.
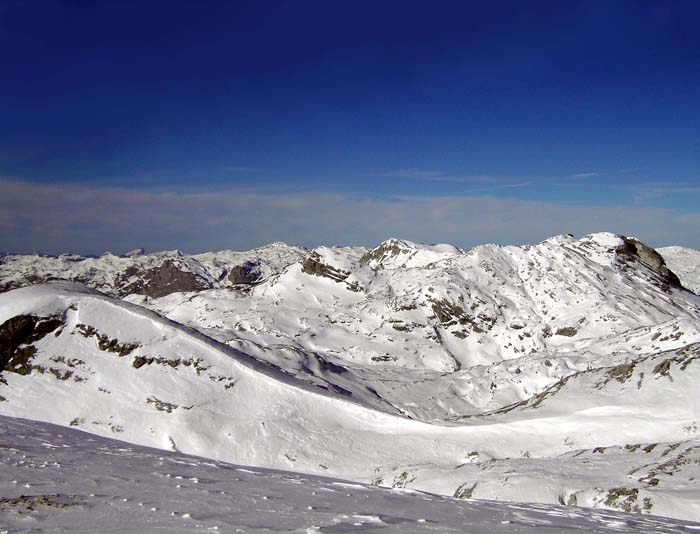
<box><xmin>0</xmin><ymin>314</ymin><xmax>64</xmax><ymax>374</ymax></box>
<box><xmin>117</xmin><ymin>260</ymin><xmax>211</xmax><ymax>298</ymax></box>
<box><xmin>228</xmin><ymin>261</ymin><xmax>263</xmax><ymax>285</ymax></box>
<box><xmin>616</xmin><ymin>237</ymin><xmax>683</xmax><ymax>290</ymax></box>
<box><xmin>302</xmin><ymin>252</ymin><xmax>351</xmax><ymax>283</ymax></box>
<box><xmin>301</xmin><ymin>252</ymin><xmax>361</xmax><ymax>292</ymax></box>
<box><xmin>0</xmin><ymin>281</ymin><xmax>23</xmax><ymax>294</ymax></box>
<box><xmin>75</xmin><ymin>323</ymin><xmax>140</xmax><ymax>356</ymax></box>
<box><xmin>360</xmin><ymin>240</ymin><xmax>408</xmax><ymax>269</ymax></box>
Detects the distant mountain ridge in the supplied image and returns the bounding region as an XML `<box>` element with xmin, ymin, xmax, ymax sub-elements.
<box><xmin>0</xmin><ymin>242</ymin><xmax>307</xmax><ymax>297</ymax></box>
<box><xmin>2</xmin><ymin>234</ymin><xmax>697</xmax><ymax>297</ymax></box>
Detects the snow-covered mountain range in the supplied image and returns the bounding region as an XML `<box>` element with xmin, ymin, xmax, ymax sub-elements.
<box><xmin>1</xmin><ymin>232</ymin><xmax>700</xmax><ymax>526</ymax></box>
<box><xmin>0</xmin><ymin>242</ymin><xmax>305</xmax><ymax>297</ymax></box>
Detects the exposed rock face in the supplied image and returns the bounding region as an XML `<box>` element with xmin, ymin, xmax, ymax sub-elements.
<box><xmin>360</xmin><ymin>240</ymin><xmax>407</xmax><ymax>269</ymax></box>
<box><xmin>117</xmin><ymin>260</ymin><xmax>211</xmax><ymax>298</ymax></box>
<box><xmin>0</xmin><ymin>316</ymin><xmax>35</xmax><ymax>373</ymax></box>
<box><xmin>0</xmin><ymin>314</ymin><xmax>64</xmax><ymax>374</ymax></box>
<box><xmin>302</xmin><ymin>252</ymin><xmax>352</xmax><ymax>283</ymax></box>
<box><xmin>360</xmin><ymin>238</ymin><xmax>461</xmax><ymax>270</ymax></box>
<box><xmin>616</xmin><ymin>237</ymin><xmax>683</xmax><ymax>290</ymax></box>
<box><xmin>0</xmin><ymin>281</ymin><xmax>24</xmax><ymax>294</ymax></box>
<box><xmin>228</xmin><ymin>261</ymin><xmax>263</xmax><ymax>285</ymax></box>
<box><xmin>301</xmin><ymin>252</ymin><xmax>361</xmax><ymax>292</ymax></box>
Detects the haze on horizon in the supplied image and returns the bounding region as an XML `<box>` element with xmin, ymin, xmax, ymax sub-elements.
<box><xmin>1</xmin><ymin>0</ymin><xmax>699</xmax><ymax>255</ymax></box>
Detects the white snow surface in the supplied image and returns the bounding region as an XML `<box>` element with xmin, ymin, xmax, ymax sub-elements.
<box><xmin>1</xmin><ymin>233</ymin><xmax>700</xmax><ymax>524</ymax></box>
<box><xmin>1</xmin><ymin>415</ymin><xmax>699</xmax><ymax>534</ymax></box>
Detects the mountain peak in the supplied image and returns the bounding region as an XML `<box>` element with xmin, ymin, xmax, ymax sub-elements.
<box><xmin>361</xmin><ymin>238</ymin><xmax>461</xmax><ymax>270</ymax></box>
<box><xmin>123</xmin><ymin>248</ymin><xmax>146</xmax><ymax>258</ymax></box>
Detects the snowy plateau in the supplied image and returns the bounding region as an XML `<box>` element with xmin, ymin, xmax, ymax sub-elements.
<box><xmin>1</xmin><ymin>232</ymin><xmax>700</xmax><ymax>532</ymax></box>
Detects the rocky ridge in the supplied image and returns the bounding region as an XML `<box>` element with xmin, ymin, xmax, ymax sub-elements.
<box><xmin>0</xmin><ymin>242</ymin><xmax>306</xmax><ymax>297</ymax></box>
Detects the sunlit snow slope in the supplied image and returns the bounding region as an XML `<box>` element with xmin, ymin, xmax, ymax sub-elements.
<box><xmin>659</xmin><ymin>245</ymin><xmax>700</xmax><ymax>294</ymax></box>
<box><xmin>3</xmin><ymin>416</ymin><xmax>698</xmax><ymax>534</ymax></box>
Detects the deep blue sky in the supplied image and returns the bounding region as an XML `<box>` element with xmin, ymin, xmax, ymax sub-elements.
<box><xmin>1</xmin><ymin>0</ymin><xmax>699</xmax><ymax>254</ymax></box>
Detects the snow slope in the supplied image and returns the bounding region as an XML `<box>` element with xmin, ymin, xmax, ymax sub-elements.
<box><xmin>659</xmin><ymin>246</ymin><xmax>700</xmax><ymax>294</ymax></box>
<box><xmin>4</xmin><ymin>416</ymin><xmax>698</xmax><ymax>534</ymax></box>
<box><xmin>1</xmin><ymin>279</ymin><xmax>700</xmax><ymax>520</ymax></box>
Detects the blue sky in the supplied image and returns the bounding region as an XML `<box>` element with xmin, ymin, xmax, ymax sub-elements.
<box><xmin>1</xmin><ymin>0</ymin><xmax>699</xmax><ymax>254</ymax></box>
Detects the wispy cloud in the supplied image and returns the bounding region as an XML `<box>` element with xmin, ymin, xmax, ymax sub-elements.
<box><xmin>629</xmin><ymin>182</ymin><xmax>700</xmax><ymax>205</ymax></box>
<box><xmin>363</xmin><ymin>170</ymin><xmax>534</xmax><ymax>192</ymax></box>
<box><xmin>362</xmin><ymin>170</ymin><xmax>498</xmax><ymax>184</ymax></box>
<box><xmin>223</xmin><ymin>166</ymin><xmax>261</xmax><ymax>173</ymax></box>
<box><xmin>636</xmin><ymin>183</ymin><xmax>700</xmax><ymax>194</ymax></box>
<box><xmin>569</xmin><ymin>172</ymin><xmax>604</xmax><ymax>180</ymax></box>
<box><xmin>1</xmin><ymin>179</ymin><xmax>699</xmax><ymax>255</ymax></box>
<box><xmin>617</xmin><ymin>167</ymin><xmax>644</xmax><ymax>175</ymax></box>
<box><xmin>494</xmin><ymin>181</ymin><xmax>533</xmax><ymax>190</ymax></box>
<box><xmin>363</xmin><ymin>169</ymin><xmax>444</xmax><ymax>179</ymax></box>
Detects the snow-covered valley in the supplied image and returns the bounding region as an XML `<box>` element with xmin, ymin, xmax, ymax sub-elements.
<box><xmin>1</xmin><ymin>232</ymin><xmax>700</xmax><ymax>529</ymax></box>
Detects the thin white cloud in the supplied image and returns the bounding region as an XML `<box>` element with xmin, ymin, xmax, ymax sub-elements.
<box><xmin>362</xmin><ymin>170</ymin><xmax>499</xmax><ymax>183</ymax></box>
<box><xmin>569</xmin><ymin>172</ymin><xmax>603</xmax><ymax>179</ymax></box>
<box><xmin>1</xmin><ymin>179</ymin><xmax>698</xmax><ymax>255</ymax></box>
<box><xmin>638</xmin><ymin>184</ymin><xmax>700</xmax><ymax>194</ymax></box>
<box><xmin>494</xmin><ymin>181</ymin><xmax>533</xmax><ymax>189</ymax></box>
<box><xmin>612</xmin><ymin>182</ymin><xmax>700</xmax><ymax>205</ymax></box>
<box><xmin>223</xmin><ymin>166</ymin><xmax>261</xmax><ymax>173</ymax></box>
<box><xmin>363</xmin><ymin>169</ymin><xmax>445</xmax><ymax>178</ymax></box>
